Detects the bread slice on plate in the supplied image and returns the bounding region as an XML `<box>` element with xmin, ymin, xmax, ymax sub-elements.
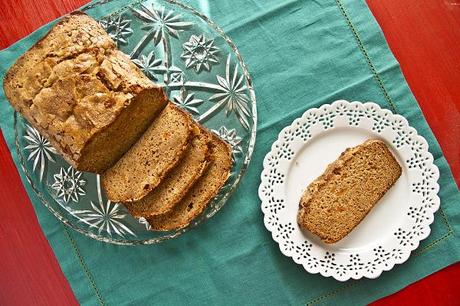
<box><xmin>124</xmin><ymin>125</ymin><xmax>211</xmax><ymax>218</ymax></box>
<box><xmin>148</xmin><ymin>132</ymin><xmax>233</xmax><ymax>231</ymax></box>
<box><xmin>3</xmin><ymin>12</ymin><xmax>167</xmax><ymax>173</ymax></box>
<box><xmin>297</xmin><ymin>139</ymin><xmax>402</xmax><ymax>244</ymax></box>
<box><xmin>102</xmin><ymin>103</ymin><xmax>192</xmax><ymax>202</ymax></box>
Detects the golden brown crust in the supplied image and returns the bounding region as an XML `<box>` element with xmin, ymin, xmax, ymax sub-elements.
<box><xmin>297</xmin><ymin>139</ymin><xmax>402</xmax><ymax>244</ymax></box>
<box><xmin>3</xmin><ymin>12</ymin><xmax>167</xmax><ymax>173</ymax></box>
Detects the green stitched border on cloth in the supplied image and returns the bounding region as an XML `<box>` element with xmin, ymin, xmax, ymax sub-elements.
<box><xmin>0</xmin><ymin>0</ymin><xmax>458</xmax><ymax>305</ymax></box>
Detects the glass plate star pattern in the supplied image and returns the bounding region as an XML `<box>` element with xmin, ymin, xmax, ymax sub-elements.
<box><xmin>14</xmin><ymin>0</ymin><xmax>256</xmax><ymax>245</ymax></box>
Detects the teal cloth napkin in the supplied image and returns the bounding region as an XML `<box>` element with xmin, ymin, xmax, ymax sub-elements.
<box><xmin>1</xmin><ymin>0</ymin><xmax>459</xmax><ymax>305</ymax></box>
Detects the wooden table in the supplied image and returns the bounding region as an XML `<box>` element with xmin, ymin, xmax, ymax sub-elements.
<box><xmin>0</xmin><ymin>0</ymin><xmax>459</xmax><ymax>304</ymax></box>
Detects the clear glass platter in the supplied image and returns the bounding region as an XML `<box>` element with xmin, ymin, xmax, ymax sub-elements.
<box><xmin>14</xmin><ymin>0</ymin><xmax>257</xmax><ymax>245</ymax></box>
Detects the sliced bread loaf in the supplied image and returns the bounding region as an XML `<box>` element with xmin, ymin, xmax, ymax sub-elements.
<box><xmin>3</xmin><ymin>12</ymin><xmax>167</xmax><ymax>173</ymax></box>
<box><xmin>148</xmin><ymin>132</ymin><xmax>233</xmax><ymax>231</ymax></box>
<box><xmin>297</xmin><ymin>139</ymin><xmax>402</xmax><ymax>244</ymax></box>
<box><xmin>102</xmin><ymin>103</ymin><xmax>192</xmax><ymax>202</ymax></box>
<box><xmin>124</xmin><ymin>125</ymin><xmax>211</xmax><ymax>218</ymax></box>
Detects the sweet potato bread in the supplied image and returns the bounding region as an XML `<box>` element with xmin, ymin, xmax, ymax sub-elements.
<box><xmin>297</xmin><ymin>139</ymin><xmax>402</xmax><ymax>244</ymax></box>
<box><xmin>3</xmin><ymin>12</ymin><xmax>167</xmax><ymax>173</ymax></box>
<box><xmin>148</xmin><ymin>132</ymin><xmax>232</xmax><ymax>231</ymax></box>
<box><xmin>124</xmin><ymin>125</ymin><xmax>211</xmax><ymax>218</ymax></box>
<box><xmin>102</xmin><ymin>103</ymin><xmax>193</xmax><ymax>203</ymax></box>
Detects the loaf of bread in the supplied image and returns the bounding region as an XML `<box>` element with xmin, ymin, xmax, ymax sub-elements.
<box><xmin>3</xmin><ymin>12</ymin><xmax>167</xmax><ymax>173</ymax></box>
<box><xmin>124</xmin><ymin>125</ymin><xmax>211</xmax><ymax>217</ymax></box>
<box><xmin>102</xmin><ymin>103</ymin><xmax>193</xmax><ymax>202</ymax></box>
<box><xmin>148</xmin><ymin>132</ymin><xmax>232</xmax><ymax>231</ymax></box>
<box><xmin>297</xmin><ymin>139</ymin><xmax>401</xmax><ymax>244</ymax></box>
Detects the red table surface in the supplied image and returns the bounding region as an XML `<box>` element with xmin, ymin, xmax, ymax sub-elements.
<box><xmin>0</xmin><ymin>0</ymin><xmax>459</xmax><ymax>305</ymax></box>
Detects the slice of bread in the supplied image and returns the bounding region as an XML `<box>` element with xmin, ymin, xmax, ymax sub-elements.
<box><xmin>3</xmin><ymin>12</ymin><xmax>167</xmax><ymax>173</ymax></box>
<box><xmin>297</xmin><ymin>139</ymin><xmax>402</xmax><ymax>244</ymax></box>
<box><xmin>148</xmin><ymin>132</ymin><xmax>233</xmax><ymax>231</ymax></box>
<box><xmin>102</xmin><ymin>103</ymin><xmax>192</xmax><ymax>202</ymax></box>
<box><xmin>124</xmin><ymin>125</ymin><xmax>211</xmax><ymax>218</ymax></box>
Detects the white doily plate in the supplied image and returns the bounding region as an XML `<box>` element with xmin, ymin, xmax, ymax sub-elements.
<box><xmin>259</xmin><ymin>100</ymin><xmax>440</xmax><ymax>281</ymax></box>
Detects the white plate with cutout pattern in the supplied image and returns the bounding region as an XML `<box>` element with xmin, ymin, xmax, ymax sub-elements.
<box><xmin>259</xmin><ymin>100</ymin><xmax>440</xmax><ymax>281</ymax></box>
